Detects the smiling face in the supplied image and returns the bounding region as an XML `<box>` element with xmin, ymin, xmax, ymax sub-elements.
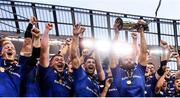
<box><xmin>50</xmin><ymin>55</ymin><xmax>66</xmax><ymax>73</ymax></box>
<box><xmin>1</xmin><ymin>41</ymin><xmax>16</xmax><ymax>61</ymax></box>
<box><xmin>174</xmin><ymin>79</ymin><xmax>180</xmax><ymax>91</ymax></box>
<box><xmin>84</xmin><ymin>57</ymin><xmax>96</xmax><ymax>76</ymax></box>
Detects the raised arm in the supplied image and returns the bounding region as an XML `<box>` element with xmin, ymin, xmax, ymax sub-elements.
<box><xmin>93</xmin><ymin>48</ymin><xmax>105</xmax><ymax>81</ymax></box>
<box><xmin>155</xmin><ymin>67</ymin><xmax>170</xmax><ymax>94</ymax></box>
<box><xmin>59</xmin><ymin>38</ymin><xmax>72</xmax><ymax>57</ymax></box>
<box><xmin>131</xmin><ymin>32</ymin><xmax>139</xmax><ymax>62</ymax></box>
<box><xmin>137</xmin><ymin>20</ymin><xmax>148</xmax><ymax>66</ymax></box>
<box><xmin>32</xmin><ymin>27</ymin><xmax>41</xmax><ymax>48</ymax></box>
<box><xmin>20</xmin><ymin>16</ymin><xmax>37</xmax><ymax>57</ymax></box>
<box><xmin>155</xmin><ymin>71</ymin><xmax>167</xmax><ymax>94</ymax></box>
<box><xmin>171</xmin><ymin>51</ymin><xmax>180</xmax><ymax>70</ymax></box>
<box><xmin>176</xmin><ymin>55</ymin><xmax>180</xmax><ymax>70</ymax></box>
<box><xmin>71</xmin><ymin>24</ymin><xmax>84</xmax><ymax>69</ymax></box>
<box><xmin>25</xmin><ymin>27</ymin><xmax>41</xmax><ymax>67</ymax></box>
<box><xmin>110</xmin><ymin>17</ymin><xmax>123</xmax><ymax>68</ymax></box>
<box><xmin>39</xmin><ymin>23</ymin><xmax>53</xmax><ymax>68</ymax></box>
<box><xmin>79</xmin><ymin>27</ymin><xmax>85</xmax><ymax>56</ymax></box>
<box><xmin>31</xmin><ymin>27</ymin><xmax>41</xmax><ymax>59</ymax></box>
<box><xmin>160</xmin><ymin>40</ymin><xmax>171</xmax><ymax>61</ymax></box>
<box><xmin>156</xmin><ymin>40</ymin><xmax>171</xmax><ymax>79</ymax></box>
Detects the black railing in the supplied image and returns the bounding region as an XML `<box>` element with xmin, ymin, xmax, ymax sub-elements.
<box><xmin>0</xmin><ymin>0</ymin><xmax>180</xmax><ymax>71</ymax></box>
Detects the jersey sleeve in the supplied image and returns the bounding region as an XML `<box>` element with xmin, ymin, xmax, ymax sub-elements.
<box><xmin>38</xmin><ymin>65</ymin><xmax>55</xmax><ymax>86</ymax></box>
<box><xmin>19</xmin><ymin>56</ymin><xmax>31</xmax><ymax>79</ymax></box>
<box><xmin>73</xmin><ymin>65</ymin><xmax>87</xmax><ymax>81</ymax></box>
<box><xmin>137</xmin><ymin>63</ymin><xmax>146</xmax><ymax>74</ymax></box>
<box><xmin>111</xmin><ymin>65</ymin><xmax>121</xmax><ymax>80</ymax></box>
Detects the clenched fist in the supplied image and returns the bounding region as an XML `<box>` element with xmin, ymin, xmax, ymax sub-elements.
<box><xmin>131</xmin><ymin>32</ymin><xmax>138</xmax><ymax>40</ymax></box>
<box><xmin>45</xmin><ymin>23</ymin><xmax>53</xmax><ymax>30</ymax></box>
<box><xmin>113</xmin><ymin>17</ymin><xmax>123</xmax><ymax>31</ymax></box>
<box><xmin>29</xmin><ymin>16</ymin><xmax>37</xmax><ymax>25</ymax></box>
<box><xmin>32</xmin><ymin>27</ymin><xmax>40</xmax><ymax>38</ymax></box>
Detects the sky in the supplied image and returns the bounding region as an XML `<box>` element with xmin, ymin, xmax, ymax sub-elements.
<box><xmin>14</xmin><ymin>0</ymin><xmax>179</xmax><ymax>20</ymax></box>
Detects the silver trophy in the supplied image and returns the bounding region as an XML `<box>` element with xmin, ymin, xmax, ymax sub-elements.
<box><xmin>116</xmin><ymin>17</ymin><xmax>149</xmax><ymax>31</ymax></box>
<box><xmin>123</xmin><ymin>21</ymin><xmax>149</xmax><ymax>31</ymax></box>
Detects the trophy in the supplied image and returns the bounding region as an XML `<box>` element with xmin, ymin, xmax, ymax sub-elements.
<box><xmin>123</xmin><ymin>20</ymin><xmax>149</xmax><ymax>31</ymax></box>
<box><xmin>114</xmin><ymin>17</ymin><xmax>149</xmax><ymax>31</ymax></box>
<box><xmin>133</xmin><ymin>20</ymin><xmax>149</xmax><ymax>31</ymax></box>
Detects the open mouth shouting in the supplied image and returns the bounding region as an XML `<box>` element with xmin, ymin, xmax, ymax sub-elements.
<box><xmin>176</xmin><ymin>84</ymin><xmax>180</xmax><ymax>91</ymax></box>
<box><xmin>3</xmin><ymin>50</ymin><xmax>15</xmax><ymax>61</ymax></box>
<box><xmin>1</xmin><ymin>42</ymin><xmax>16</xmax><ymax>61</ymax></box>
<box><xmin>55</xmin><ymin>63</ymin><xmax>65</xmax><ymax>73</ymax></box>
<box><xmin>87</xmin><ymin>65</ymin><xmax>95</xmax><ymax>74</ymax></box>
<box><xmin>175</xmin><ymin>79</ymin><xmax>180</xmax><ymax>91</ymax></box>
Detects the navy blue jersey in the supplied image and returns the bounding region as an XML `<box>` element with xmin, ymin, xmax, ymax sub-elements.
<box><xmin>145</xmin><ymin>74</ymin><xmax>157</xmax><ymax>97</ymax></box>
<box><xmin>38</xmin><ymin>65</ymin><xmax>73</xmax><ymax>97</ymax></box>
<box><xmin>175</xmin><ymin>91</ymin><xmax>180</xmax><ymax>97</ymax></box>
<box><xmin>155</xmin><ymin>90</ymin><xmax>166</xmax><ymax>97</ymax></box>
<box><xmin>166</xmin><ymin>76</ymin><xmax>175</xmax><ymax>97</ymax></box>
<box><xmin>20</xmin><ymin>66</ymin><xmax>40</xmax><ymax>97</ymax></box>
<box><xmin>111</xmin><ymin>64</ymin><xmax>146</xmax><ymax>97</ymax></box>
<box><xmin>0</xmin><ymin>56</ymin><xmax>27</xmax><ymax>96</ymax></box>
<box><xmin>103</xmin><ymin>68</ymin><xmax>120</xmax><ymax>97</ymax></box>
<box><xmin>106</xmin><ymin>81</ymin><xmax>120</xmax><ymax>97</ymax></box>
<box><xmin>73</xmin><ymin>66</ymin><xmax>100</xmax><ymax>97</ymax></box>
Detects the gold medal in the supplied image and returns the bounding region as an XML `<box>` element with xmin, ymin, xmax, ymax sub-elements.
<box><xmin>59</xmin><ymin>79</ymin><xmax>62</xmax><ymax>83</ymax></box>
<box><xmin>0</xmin><ymin>67</ymin><xmax>5</xmax><ymax>72</ymax></box>
<box><xmin>127</xmin><ymin>80</ymin><xmax>132</xmax><ymax>85</ymax></box>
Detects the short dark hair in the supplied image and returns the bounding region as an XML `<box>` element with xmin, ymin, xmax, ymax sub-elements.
<box><xmin>49</xmin><ymin>54</ymin><xmax>63</xmax><ymax>63</ymax></box>
<box><xmin>84</xmin><ymin>56</ymin><xmax>96</xmax><ymax>64</ymax></box>
<box><xmin>147</xmin><ymin>62</ymin><xmax>155</xmax><ymax>66</ymax></box>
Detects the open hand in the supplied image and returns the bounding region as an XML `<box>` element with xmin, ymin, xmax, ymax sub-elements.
<box><xmin>73</xmin><ymin>23</ymin><xmax>85</xmax><ymax>36</ymax></box>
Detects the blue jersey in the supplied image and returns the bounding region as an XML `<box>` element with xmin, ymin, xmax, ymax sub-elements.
<box><xmin>155</xmin><ymin>90</ymin><xmax>166</xmax><ymax>97</ymax></box>
<box><xmin>38</xmin><ymin>65</ymin><xmax>73</xmax><ymax>97</ymax></box>
<box><xmin>20</xmin><ymin>65</ymin><xmax>40</xmax><ymax>97</ymax></box>
<box><xmin>111</xmin><ymin>64</ymin><xmax>146</xmax><ymax>97</ymax></box>
<box><xmin>106</xmin><ymin>81</ymin><xmax>120</xmax><ymax>97</ymax></box>
<box><xmin>103</xmin><ymin>67</ymin><xmax>120</xmax><ymax>97</ymax></box>
<box><xmin>73</xmin><ymin>66</ymin><xmax>100</xmax><ymax>97</ymax></box>
<box><xmin>0</xmin><ymin>56</ymin><xmax>27</xmax><ymax>96</ymax></box>
<box><xmin>166</xmin><ymin>76</ymin><xmax>175</xmax><ymax>97</ymax></box>
<box><xmin>145</xmin><ymin>74</ymin><xmax>157</xmax><ymax>97</ymax></box>
<box><xmin>175</xmin><ymin>91</ymin><xmax>180</xmax><ymax>97</ymax></box>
